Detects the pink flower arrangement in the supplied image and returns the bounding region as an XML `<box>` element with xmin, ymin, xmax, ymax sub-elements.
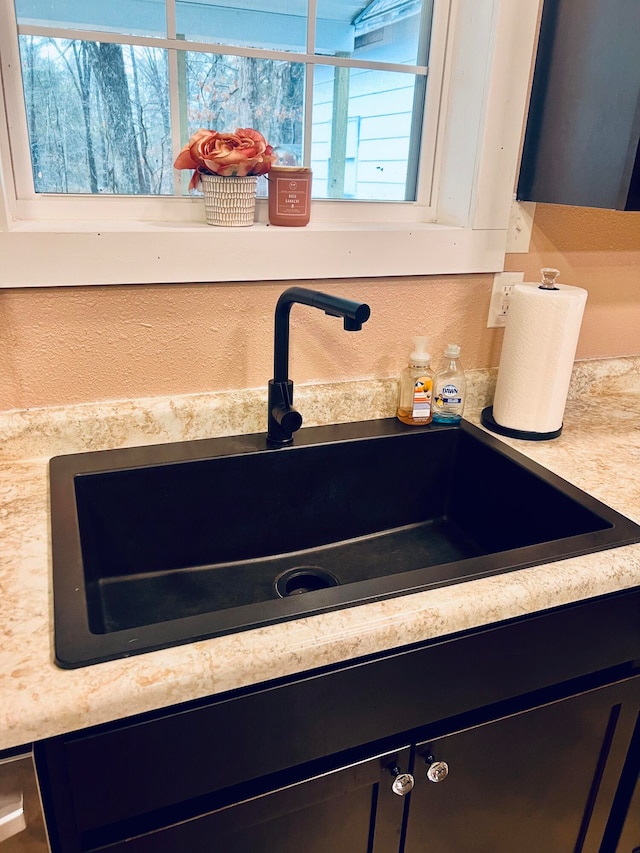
<box><xmin>174</xmin><ymin>127</ymin><xmax>276</xmax><ymax>190</ymax></box>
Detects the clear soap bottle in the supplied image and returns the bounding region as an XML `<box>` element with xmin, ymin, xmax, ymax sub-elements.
<box><xmin>432</xmin><ymin>344</ymin><xmax>466</xmax><ymax>423</ymax></box>
<box><xmin>396</xmin><ymin>336</ymin><xmax>435</xmax><ymax>425</ymax></box>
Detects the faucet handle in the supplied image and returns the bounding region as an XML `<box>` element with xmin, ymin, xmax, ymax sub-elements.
<box><xmin>275</xmin><ymin>406</ymin><xmax>303</xmax><ymax>434</ymax></box>
<box><xmin>267</xmin><ymin>380</ymin><xmax>303</xmax><ymax>446</ymax></box>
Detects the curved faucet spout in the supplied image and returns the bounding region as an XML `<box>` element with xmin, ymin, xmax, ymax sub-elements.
<box><xmin>267</xmin><ymin>287</ymin><xmax>371</xmax><ymax>447</ymax></box>
<box><xmin>273</xmin><ymin>287</ymin><xmax>371</xmax><ymax>382</ymax></box>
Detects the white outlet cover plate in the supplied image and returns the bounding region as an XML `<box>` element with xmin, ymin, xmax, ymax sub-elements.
<box><xmin>487</xmin><ymin>271</ymin><xmax>525</xmax><ymax>328</ymax></box>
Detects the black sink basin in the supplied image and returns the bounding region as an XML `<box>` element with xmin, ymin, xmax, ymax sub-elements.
<box><xmin>50</xmin><ymin>418</ymin><xmax>640</xmax><ymax>668</ymax></box>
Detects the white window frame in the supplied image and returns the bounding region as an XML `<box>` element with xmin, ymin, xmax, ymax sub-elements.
<box><xmin>0</xmin><ymin>0</ymin><xmax>540</xmax><ymax>287</ymax></box>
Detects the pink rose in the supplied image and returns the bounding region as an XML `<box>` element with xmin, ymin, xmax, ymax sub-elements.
<box><xmin>174</xmin><ymin>128</ymin><xmax>276</xmax><ymax>189</ymax></box>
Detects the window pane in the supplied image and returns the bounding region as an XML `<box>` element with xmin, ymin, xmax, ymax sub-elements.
<box><xmin>15</xmin><ymin>0</ymin><xmax>166</xmax><ymax>38</ymax></box>
<box><xmin>316</xmin><ymin>0</ymin><xmax>429</xmax><ymax>66</ymax></box>
<box><xmin>176</xmin><ymin>1</ymin><xmax>307</xmax><ymax>52</ymax></box>
<box><xmin>311</xmin><ymin>67</ymin><xmax>420</xmax><ymax>200</ymax></box>
<box><xmin>19</xmin><ymin>37</ymin><xmax>172</xmax><ymax>194</ymax></box>
<box><xmin>183</xmin><ymin>51</ymin><xmax>304</xmax><ymax>177</ymax></box>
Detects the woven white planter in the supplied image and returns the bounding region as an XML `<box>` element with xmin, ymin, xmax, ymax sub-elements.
<box><xmin>200</xmin><ymin>174</ymin><xmax>258</xmax><ymax>227</ymax></box>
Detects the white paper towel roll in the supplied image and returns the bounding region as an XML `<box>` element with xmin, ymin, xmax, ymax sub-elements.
<box><xmin>492</xmin><ymin>279</ymin><xmax>587</xmax><ymax>435</ymax></box>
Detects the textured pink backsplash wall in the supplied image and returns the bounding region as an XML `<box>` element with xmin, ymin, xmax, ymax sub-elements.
<box><xmin>1</xmin><ymin>204</ymin><xmax>639</xmax><ymax>411</ymax></box>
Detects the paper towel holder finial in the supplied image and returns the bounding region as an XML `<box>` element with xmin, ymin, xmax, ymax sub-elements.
<box><xmin>539</xmin><ymin>267</ymin><xmax>560</xmax><ymax>290</ymax></box>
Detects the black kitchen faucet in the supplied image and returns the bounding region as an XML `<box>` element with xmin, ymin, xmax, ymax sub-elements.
<box><xmin>267</xmin><ymin>286</ymin><xmax>371</xmax><ymax>446</ymax></box>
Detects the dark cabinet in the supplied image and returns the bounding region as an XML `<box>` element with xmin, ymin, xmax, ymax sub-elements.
<box><xmin>405</xmin><ymin>679</ymin><xmax>640</xmax><ymax>853</ymax></box>
<box><xmin>615</xmin><ymin>775</ymin><xmax>640</xmax><ymax>852</ymax></box>
<box><xmin>95</xmin><ymin>746</ymin><xmax>412</xmax><ymax>853</ymax></box>
<box><xmin>517</xmin><ymin>0</ymin><xmax>640</xmax><ymax>210</ymax></box>
<box><xmin>36</xmin><ymin>590</ymin><xmax>640</xmax><ymax>853</ymax></box>
<box><xmin>45</xmin><ymin>679</ymin><xmax>640</xmax><ymax>853</ymax></box>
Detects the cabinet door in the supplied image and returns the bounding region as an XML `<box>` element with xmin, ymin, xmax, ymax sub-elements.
<box><xmin>404</xmin><ymin>679</ymin><xmax>640</xmax><ymax>853</ymax></box>
<box><xmin>98</xmin><ymin>746</ymin><xmax>411</xmax><ymax>853</ymax></box>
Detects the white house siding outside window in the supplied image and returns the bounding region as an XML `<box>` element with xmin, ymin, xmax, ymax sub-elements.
<box><xmin>0</xmin><ymin>1</ymin><xmax>541</xmax><ymax>286</ymax></box>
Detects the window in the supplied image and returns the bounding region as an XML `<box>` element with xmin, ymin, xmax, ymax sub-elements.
<box><xmin>13</xmin><ymin>0</ymin><xmax>432</xmax><ymax>203</ymax></box>
<box><xmin>0</xmin><ymin>1</ymin><xmax>540</xmax><ymax>286</ymax></box>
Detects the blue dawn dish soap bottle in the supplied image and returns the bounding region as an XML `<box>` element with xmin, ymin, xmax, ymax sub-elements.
<box><xmin>433</xmin><ymin>344</ymin><xmax>466</xmax><ymax>424</ymax></box>
<box><xmin>396</xmin><ymin>336</ymin><xmax>435</xmax><ymax>425</ymax></box>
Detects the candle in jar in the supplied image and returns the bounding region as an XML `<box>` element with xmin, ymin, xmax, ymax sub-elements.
<box><xmin>268</xmin><ymin>166</ymin><xmax>312</xmax><ymax>226</ymax></box>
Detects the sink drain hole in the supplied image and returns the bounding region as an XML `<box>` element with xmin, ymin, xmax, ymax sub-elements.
<box><xmin>274</xmin><ymin>567</ymin><xmax>340</xmax><ymax>598</ymax></box>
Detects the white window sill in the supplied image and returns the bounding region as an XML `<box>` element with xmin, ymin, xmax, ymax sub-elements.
<box><xmin>0</xmin><ymin>217</ymin><xmax>507</xmax><ymax>287</ymax></box>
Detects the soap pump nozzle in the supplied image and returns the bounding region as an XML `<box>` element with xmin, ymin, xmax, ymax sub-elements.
<box><xmin>410</xmin><ymin>335</ymin><xmax>431</xmax><ymax>366</ymax></box>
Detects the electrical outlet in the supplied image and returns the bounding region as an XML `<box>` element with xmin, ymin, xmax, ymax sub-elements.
<box><xmin>487</xmin><ymin>272</ymin><xmax>525</xmax><ymax>328</ymax></box>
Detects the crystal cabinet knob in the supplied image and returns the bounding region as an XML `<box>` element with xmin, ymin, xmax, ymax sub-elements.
<box><xmin>425</xmin><ymin>755</ymin><xmax>449</xmax><ymax>783</ymax></box>
<box><xmin>389</xmin><ymin>765</ymin><xmax>415</xmax><ymax>796</ymax></box>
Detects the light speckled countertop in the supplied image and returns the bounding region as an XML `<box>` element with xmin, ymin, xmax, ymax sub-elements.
<box><xmin>1</xmin><ymin>358</ymin><xmax>639</xmax><ymax>752</ymax></box>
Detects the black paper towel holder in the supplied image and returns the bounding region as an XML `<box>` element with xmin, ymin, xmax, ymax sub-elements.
<box><xmin>481</xmin><ymin>405</ymin><xmax>563</xmax><ymax>441</ymax></box>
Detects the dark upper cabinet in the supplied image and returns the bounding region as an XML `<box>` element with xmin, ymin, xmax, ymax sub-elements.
<box><xmin>517</xmin><ymin>0</ymin><xmax>640</xmax><ymax>210</ymax></box>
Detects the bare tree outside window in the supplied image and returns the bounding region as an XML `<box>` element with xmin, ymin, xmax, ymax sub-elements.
<box><xmin>19</xmin><ymin>38</ymin><xmax>172</xmax><ymax>194</ymax></box>
<box><xmin>185</xmin><ymin>53</ymin><xmax>304</xmax><ymax>162</ymax></box>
